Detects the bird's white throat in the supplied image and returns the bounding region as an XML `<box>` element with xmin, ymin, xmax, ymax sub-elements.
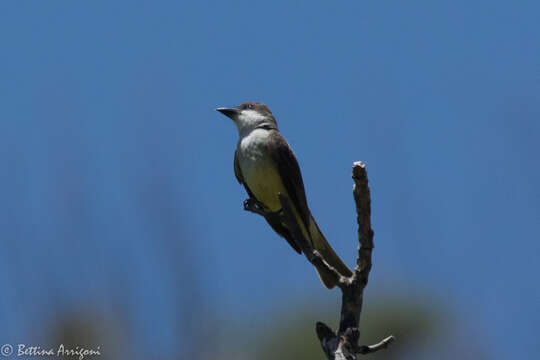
<box><xmin>235</xmin><ymin>109</ymin><xmax>269</xmax><ymax>137</ymax></box>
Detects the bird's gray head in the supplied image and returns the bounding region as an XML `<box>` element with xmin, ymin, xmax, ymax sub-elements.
<box><xmin>217</xmin><ymin>102</ymin><xmax>278</xmax><ymax>136</ymax></box>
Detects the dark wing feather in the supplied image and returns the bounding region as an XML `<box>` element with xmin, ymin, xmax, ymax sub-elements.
<box><xmin>234</xmin><ymin>149</ymin><xmax>242</xmax><ymax>183</ymax></box>
<box><xmin>233</xmin><ymin>149</ymin><xmax>244</xmax><ymax>184</ymax></box>
<box><xmin>267</xmin><ymin>131</ymin><xmax>312</xmax><ymax>230</ymax></box>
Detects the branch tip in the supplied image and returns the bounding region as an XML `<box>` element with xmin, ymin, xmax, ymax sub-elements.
<box><xmin>357</xmin><ymin>335</ymin><xmax>396</xmax><ymax>354</ymax></box>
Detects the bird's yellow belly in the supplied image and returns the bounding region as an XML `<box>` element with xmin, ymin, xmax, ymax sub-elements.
<box><xmin>242</xmin><ymin>158</ymin><xmax>287</xmax><ymax>212</ymax></box>
<box><xmin>240</xmin><ymin>149</ymin><xmax>311</xmax><ymax>244</ymax></box>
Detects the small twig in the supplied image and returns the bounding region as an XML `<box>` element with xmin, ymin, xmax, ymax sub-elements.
<box><xmin>357</xmin><ymin>335</ymin><xmax>396</xmax><ymax>355</ymax></box>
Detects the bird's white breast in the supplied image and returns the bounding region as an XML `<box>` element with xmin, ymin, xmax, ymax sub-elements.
<box><xmin>237</xmin><ymin>128</ymin><xmax>272</xmax><ymax>173</ymax></box>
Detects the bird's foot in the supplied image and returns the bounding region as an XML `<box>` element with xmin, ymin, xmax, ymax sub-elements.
<box><xmin>243</xmin><ymin>198</ymin><xmax>283</xmax><ymax>220</ymax></box>
<box><xmin>243</xmin><ymin>198</ymin><xmax>267</xmax><ymax>216</ymax></box>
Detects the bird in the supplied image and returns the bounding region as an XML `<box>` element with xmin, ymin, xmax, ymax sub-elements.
<box><xmin>217</xmin><ymin>102</ymin><xmax>352</xmax><ymax>289</ymax></box>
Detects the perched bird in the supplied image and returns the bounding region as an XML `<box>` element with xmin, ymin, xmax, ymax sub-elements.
<box><xmin>217</xmin><ymin>102</ymin><xmax>352</xmax><ymax>288</ymax></box>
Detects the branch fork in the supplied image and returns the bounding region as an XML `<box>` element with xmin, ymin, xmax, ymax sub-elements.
<box><xmin>244</xmin><ymin>161</ymin><xmax>394</xmax><ymax>359</ymax></box>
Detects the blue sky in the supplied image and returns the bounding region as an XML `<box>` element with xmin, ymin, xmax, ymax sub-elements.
<box><xmin>1</xmin><ymin>1</ymin><xmax>539</xmax><ymax>359</ymax></box>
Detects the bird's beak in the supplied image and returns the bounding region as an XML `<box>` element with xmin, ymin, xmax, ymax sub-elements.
<box><xmin>216</xmin><ymin>107</ymin><xmax>239</xmax><ymax>120</ymax></box>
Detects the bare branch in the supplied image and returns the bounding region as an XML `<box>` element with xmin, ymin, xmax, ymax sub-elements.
<box><xmin>243</xmin><ymin>161</ymin><xmax>394</xmax><ymax>359</ymax></box>
<box><xmin>317</xmin><ymin>161</ymin><xmax>394</xmax><ymax>358</ymax></box>
<box><xmin>351</xmin><ymin>161</ymin><xmax>375</xmax><ymax>288</ymax></box>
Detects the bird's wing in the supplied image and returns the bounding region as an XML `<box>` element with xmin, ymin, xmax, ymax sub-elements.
<box><xmin>233</xmin><ymin>148</ymin><xmax>244</xmax><ymax>184</ymax></box>
<box><xmin>269</xmin><ymin>131</ymin><xmax>352</xmax><ymax>287</ymax></box>
<box><xmin>267</xmin><ymin>131</ymin><xmax>311</xmax><ymax>230</ymax></box>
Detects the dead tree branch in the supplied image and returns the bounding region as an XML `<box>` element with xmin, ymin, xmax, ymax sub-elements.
<box><xmin>245</xmin><ymin>161</ymin><xmax>394</xmax><ymax>359</ymax></box>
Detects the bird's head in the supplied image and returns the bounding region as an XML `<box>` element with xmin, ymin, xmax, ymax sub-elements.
<box><xmin>217</xmin><ymin>102</ymin><xmax>277</xmax><ymax>136</ymax></box>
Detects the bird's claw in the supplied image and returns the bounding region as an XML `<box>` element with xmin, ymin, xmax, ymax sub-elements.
<box><xmin>243</xmin><ymin>198</ymin><xmax>284</xmax><ymax>221</ymax></box>
<box><xmin>243</xmin><ymin>198</ymin><xmax>267</xmax><ymax>216</ymax></box>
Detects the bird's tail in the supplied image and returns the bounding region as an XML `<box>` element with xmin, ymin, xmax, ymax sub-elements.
<box><xmin>308</xmin><ymin>215</ymin><xmax>352</xmax><ymax>289</ymax></box>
